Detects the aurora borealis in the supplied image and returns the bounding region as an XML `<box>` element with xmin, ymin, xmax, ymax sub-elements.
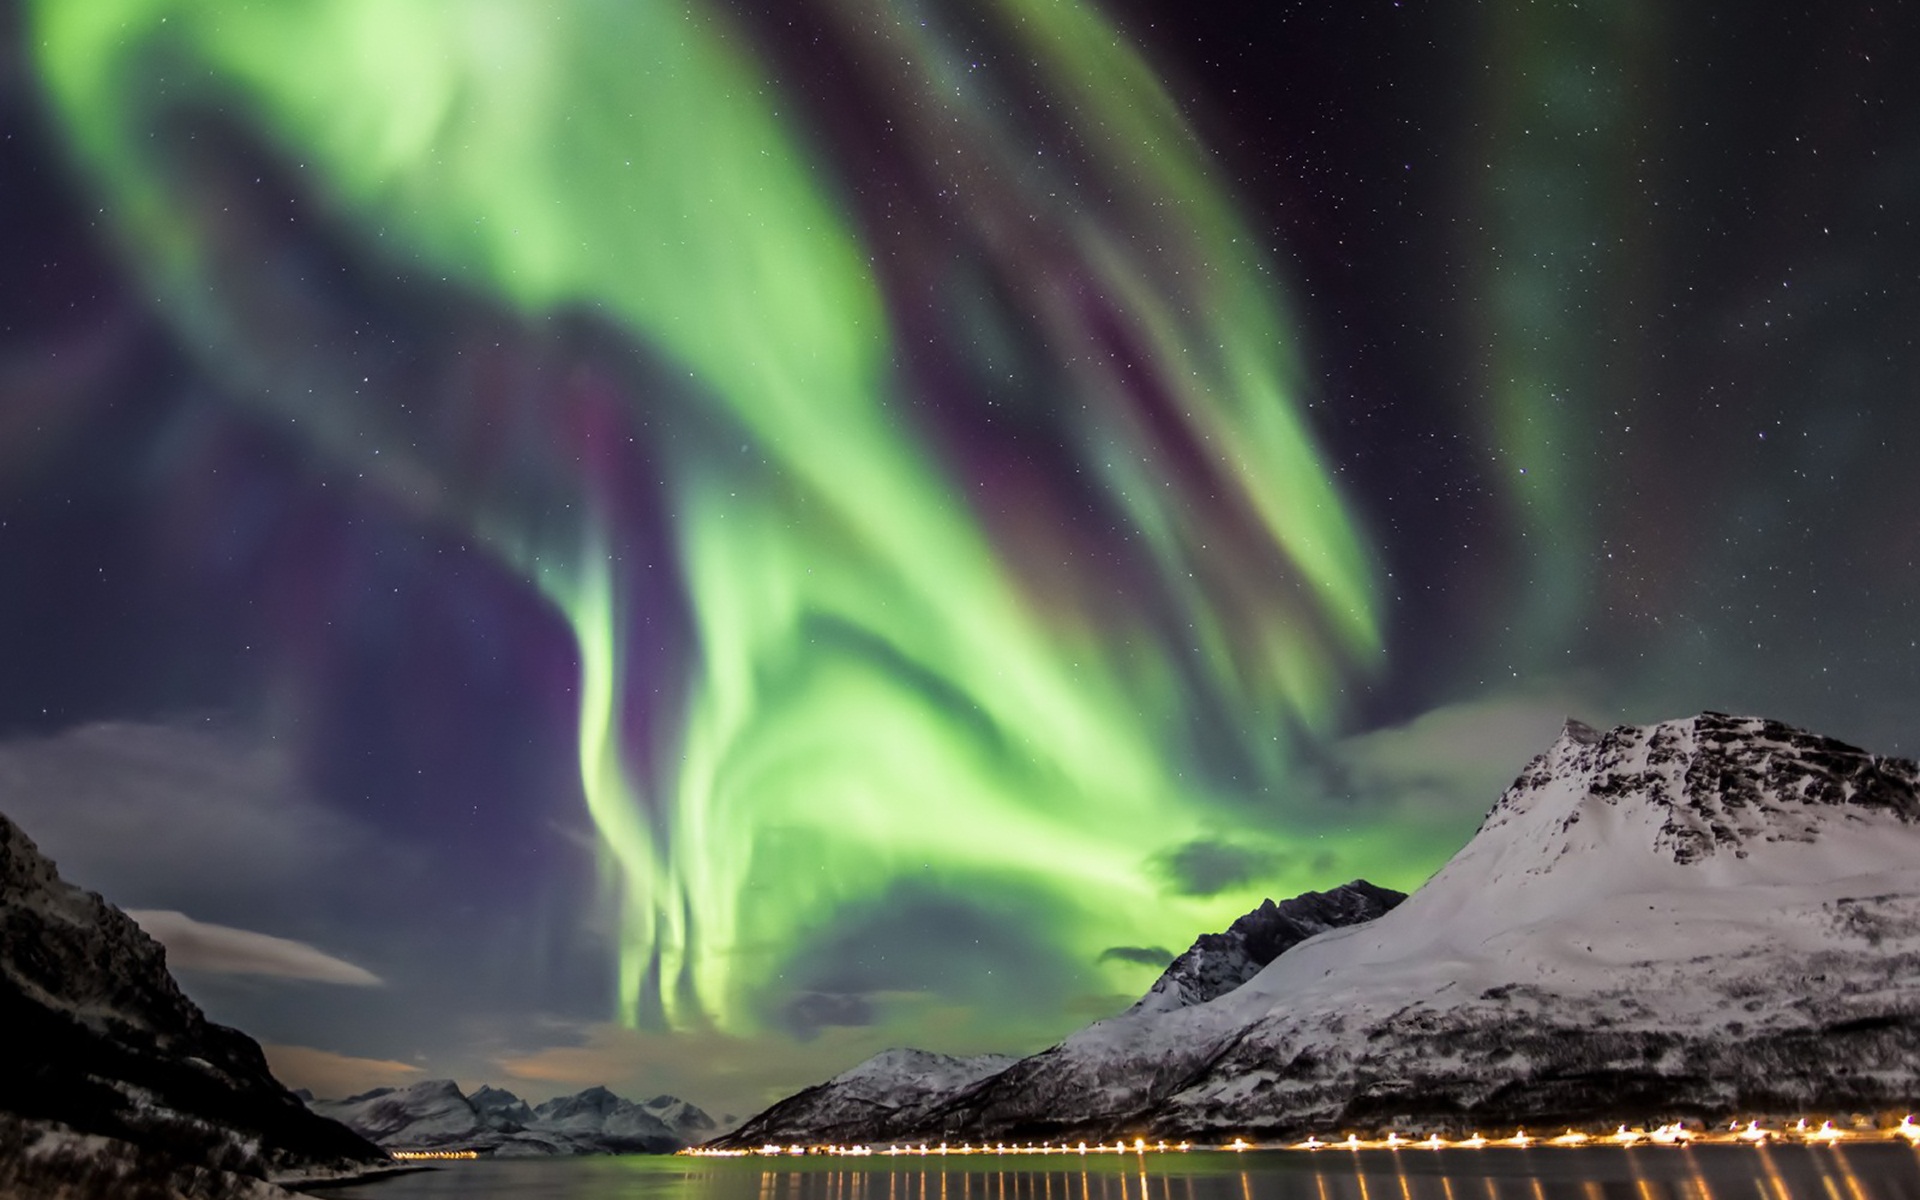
<box><xmin>3</xmin><ymin>0</ymin><xmax>1918</xmax><ymax>1117</ymax></box>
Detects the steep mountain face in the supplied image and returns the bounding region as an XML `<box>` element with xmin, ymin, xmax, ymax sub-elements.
<box><xmin>719</xmin><ymin>714</ymin><xmax>1920</xmax><ymax>1144</ymax></box>
<box><xmin>723</xmin><ymin>1049</ymin><xmax>1018</xmax><ymax>1147</ymax></box>
<box><xmin>0</xmin><ymin>811</ymin><xmax>387</xmax><ymax>1188</ymax></box>
<box><xmin>312</xmin><ymin>1080</ymin><xmax>694</xmax><ymax>1155</ymax></box>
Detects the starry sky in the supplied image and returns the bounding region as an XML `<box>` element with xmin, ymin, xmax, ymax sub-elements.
<box><xmin>2</xmin><ymin>0</ymin><xmax>1917</xmax><ymax>1121</ymax></box>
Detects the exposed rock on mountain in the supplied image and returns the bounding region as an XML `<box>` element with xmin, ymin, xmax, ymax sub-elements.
<box><xmin>0</xmin><ymin>810</ymin><xmax>387</xmax><ymax>1193</ymax></box>
<box><xmin>311</xmin><ymin>1079</ymin><xmax>702</xmax><ymax>1155</ymax></box>
<box><xmin>719</xmin><ymin>714</ymin><xmax>1920</xmax><ymax>1144</ymax></box>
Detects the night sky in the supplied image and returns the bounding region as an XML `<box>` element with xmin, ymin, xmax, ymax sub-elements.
<box><xmin>2</xmin><ymin>0</ymin><xmax>1917</xmax><ymax>1120</ymax></box>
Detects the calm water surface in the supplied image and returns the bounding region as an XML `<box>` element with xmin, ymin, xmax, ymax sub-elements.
<box><xmin>312</xmin><ymin>1146</ymin><xmax>1920</xmax><ymax>1200</ymax></box>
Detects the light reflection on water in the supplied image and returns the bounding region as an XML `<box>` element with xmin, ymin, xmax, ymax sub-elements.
<box><xmin>313</xmin><ymin>1147</ymin><xmax>1920</xmax><ymax>1200</ymax></box>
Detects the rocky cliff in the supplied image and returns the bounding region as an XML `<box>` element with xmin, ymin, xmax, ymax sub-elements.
<box><xmin>0</xmin><ymin>810</ymin><xmax>387</xmax><ymax>1194</ymax></box>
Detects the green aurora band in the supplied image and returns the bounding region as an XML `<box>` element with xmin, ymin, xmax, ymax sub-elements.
<box><xmin>31</xmin><ymin>0</ymin><xmax>1390</xmax><ymax>1038</ymax></box>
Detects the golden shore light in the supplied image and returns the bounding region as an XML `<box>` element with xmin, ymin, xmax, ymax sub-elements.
<box><xmin>1735</xmin><ymin>1121</ymin><xmax>1771</xmax><ymax>1143</ymax></box>
<box><xmin>679</xmin><ymin>1115</ymin><xmax>1920</xmax><ymax>1158</ymax></box>
<box><xmin>389</xmin><ymin>1150</ymin><xmax>479</xmax><ymax>1160</ymax></box>
<box><xmin>685</xmin><ymin>1139</ymin><xmax>1197</xmax><ymax>1159</ymax></box>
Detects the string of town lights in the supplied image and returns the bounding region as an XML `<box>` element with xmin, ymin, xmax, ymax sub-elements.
<box><xmin>678</xmin><ymin>1117</ymin><xmax>1920</xmax><ymax>1158</ymax></box>
<box><xmin>389</xmin><ymin>1150</ymin><xmax>481</xmax><ymax>1161</ymax></box>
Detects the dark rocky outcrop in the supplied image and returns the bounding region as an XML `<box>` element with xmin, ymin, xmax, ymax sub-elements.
<box><xmin>1136</xmin><ymin>881</ymin><xmax>1405</xmax><ymax>1013</ymax></box>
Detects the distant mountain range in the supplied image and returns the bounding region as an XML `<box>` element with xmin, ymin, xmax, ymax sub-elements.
<box><xmin>717</xmin><ymin>713</ymin><xmax>1920</xmax><ymax>1145</ymax></box>
<box><xmin>0</xmin><ymin>810</ymin><xmax>388</xmax><ymax>1198</ymax></box>
<box><xmin>307</xmin><ymin>1078</ymin><xmax>721</xmax><ymax>1155</ymax></box>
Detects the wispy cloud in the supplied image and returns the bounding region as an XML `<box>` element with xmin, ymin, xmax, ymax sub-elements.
<box><xmin>1096</xmin><ymin>945</ymin><xmax>1173</xmax><ymax>968</ymax></box>
<box><xmin>128</xmin><ymin>909</ymin><xmax>381</xmax><ymax>986</ymax></box>
<box><xmin>1296</xmin><ymin>685</ymin><xmax>1600</xmax><ymax>828</ymax></box>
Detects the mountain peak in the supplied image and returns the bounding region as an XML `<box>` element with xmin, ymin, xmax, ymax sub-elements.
<box><xmin>1558</xmin><ymin>716</ymin><xmax>1603</xmax><ymax>745</ymax></box>
<box><xmin>1484</xmin><ymin>711</ymin><xmax>1920</xmax><ymax>873</ymax></box>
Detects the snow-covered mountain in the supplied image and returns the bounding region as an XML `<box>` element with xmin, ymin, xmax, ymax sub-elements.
<box><xmin>469</xmin><ymin>1083</ymin><xmax>536</xmax><ymax>1127</ymax></box>
<box><xmin>0</xmin><ymin>810</ymin><xmax>387</xmax><ymax>1193</ymax></box>
<box><xmin>724</xmin><ymin>1049</ymin><xmax>1020</xmax><ymax>1147</ymax></box>
<box><xmin>720</xmin><ymin>881</ymin><xmax>1399</xmax><ymax>1148</ymax></box>
<box><xmin>719</xmin><ymin>713</ymin><xmax>1920</xmax><ymax>1143</ymax></box>
<box><xmin>1145</xmin><ymin>713</ymin><xmax>1920</xmax><ymax>1135</ymax></box>
<box><xmin>311</xmin><ymin>1079</ymin><xmax>708</xmax><ymax>1155</ymax></box>
<box><xmin>641</xmin><ymin>1093</ymin><xmax>720</xmax><ymax>1142</ymax></box>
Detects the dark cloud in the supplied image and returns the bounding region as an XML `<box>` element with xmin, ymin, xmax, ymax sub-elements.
<box><xmin>1097</xmin><ymin>945</ymin><xmax>1173</xmax><ymax>968</ymax></box>
<box><xmin>1148</xmin><ymin>838</ymin><xmax>1285</xmax><ymax>898</ymax></box>
<box><xmin>768</xmin><ymin>881</ymin><xmax>1094</xmax><ymax>1050</ymax></box>
<box><xmin>782</xmin><ymin>991</ymin><xmax>878</xmax><ymax>1036</ymax></box>
<box><xmin>0</xmin><ymin>722</ymin><xmax>383</xmax><ymax>911</ymax></box>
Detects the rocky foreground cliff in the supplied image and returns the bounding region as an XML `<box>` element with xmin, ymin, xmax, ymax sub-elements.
<box><xmin>717</xmin><ymin>713</ymin><xmax>1920</xmax><ymax>1145</ymax></box>
<box><xmin>0</xmin><ymin>811</ymin><xmax>388</xmax><ymax>1197</ymax></box>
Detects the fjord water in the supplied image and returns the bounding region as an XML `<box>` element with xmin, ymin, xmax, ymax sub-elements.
<box><xmin>315</xmin><ymin>1147</ymin><xmax>1920</xmax><ymax>1200</ymax></box>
